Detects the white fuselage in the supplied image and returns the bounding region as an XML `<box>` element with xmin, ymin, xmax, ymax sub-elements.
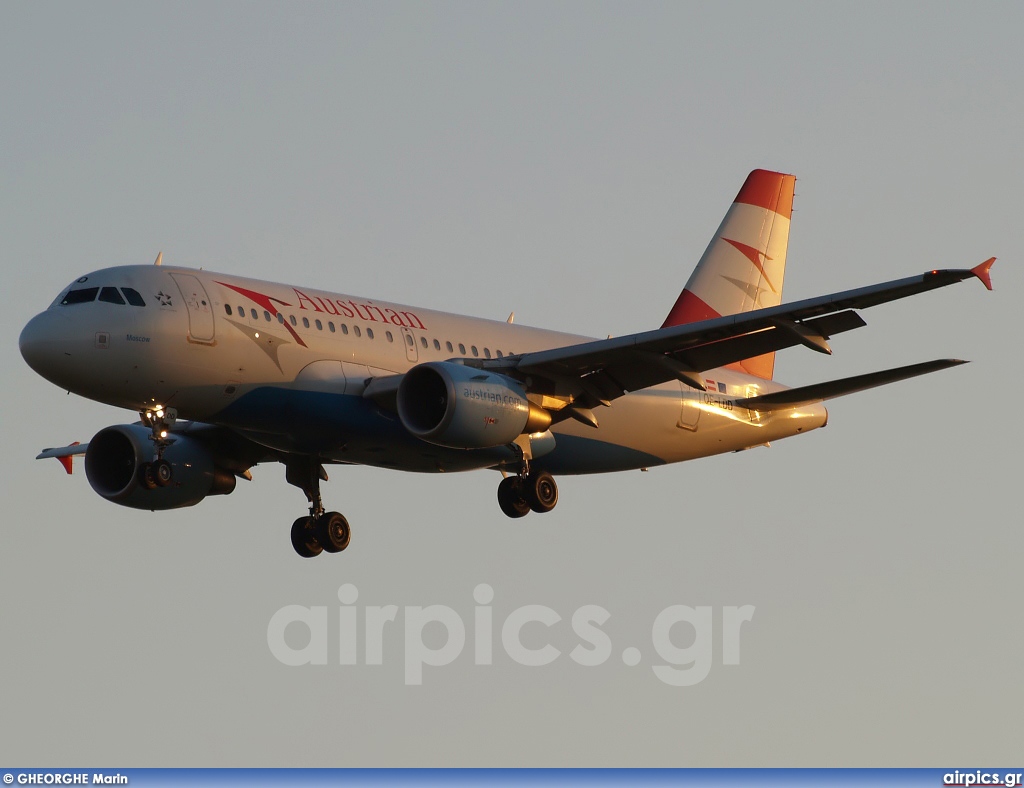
<box><xmin>20</xmin><ymin>265</ymin><xmax>828</xmax><ymax>475</ymax></box>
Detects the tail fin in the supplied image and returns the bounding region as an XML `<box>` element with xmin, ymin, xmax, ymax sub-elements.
<box><xmin>662</xmin><ymin>169</ymin><xmax>797</xmax><ymax>379</ymax></box>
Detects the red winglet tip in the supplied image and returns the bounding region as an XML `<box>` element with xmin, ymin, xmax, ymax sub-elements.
<box><xmin>971</xmin><ymin>257</ymin><xmax>996</xmax><ymax>291</ymax></box>
<box><xmin>57</xmin><ymin>441</ymin><xmax>80</xmax><ymax>475</ymax></box>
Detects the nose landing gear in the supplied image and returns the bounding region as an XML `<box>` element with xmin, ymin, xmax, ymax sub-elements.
<box><xmin>139</xmin><ymin>407</ymin><xmax>177</xmax><ymax>489</ymax></box>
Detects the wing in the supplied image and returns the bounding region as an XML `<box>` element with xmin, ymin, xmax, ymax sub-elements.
<box><xmin>469</xmin><ymin>259</ymin><xmax>995</xmax><ymax>408</ymax></box>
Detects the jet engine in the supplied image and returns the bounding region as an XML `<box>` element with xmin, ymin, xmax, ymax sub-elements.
<box><xmin>84</xmin><ymin>424</ymin><xmax>237</xmax><ymax>510</ymax></box>
<box><xmin>397</xmin><ymin>361</ymin><xmax>551</xmax><ymax>449</ymax></box>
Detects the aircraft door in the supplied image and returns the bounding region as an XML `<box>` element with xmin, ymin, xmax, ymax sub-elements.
<box><xmin>400</xmin><ymin>327</ymin><xmax>418</xmax><ymax>363</ymax></box>
<box><xmin>170</xmin><ymin>273</ymin><xmax>215</xmax><ymax>342</ymax></box>
<box><xmin>677</xmin><ymin>381</ymin><xmax>701</xmax><ymax>431</ymax></box>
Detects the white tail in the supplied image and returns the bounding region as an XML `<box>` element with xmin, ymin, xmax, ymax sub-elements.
<box><xmin>662</xmin><ymin>169</ymin><xmax>796</xmax><ymax>379</ymax></box>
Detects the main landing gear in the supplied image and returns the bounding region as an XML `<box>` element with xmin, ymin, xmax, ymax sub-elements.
<box><xmin>286</xmin><ymin>458</ymin><xmax>351</xmax><ymax>558</ymax></box>
<box><xmin>497</xmin><ymin>471</ymin><xmax>559</xmax><ymax>518</ymax></box>
<box><xmin>139</xmin><ymin>406</ymin><xmax>177</xmax><ymax>489</ymax></box>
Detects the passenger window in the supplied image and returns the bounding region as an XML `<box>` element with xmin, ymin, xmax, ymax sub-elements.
<box><xmin>302</xmin><ymin>317</ymin><xmax>310</xmax><ymax>328</ymax></box>
<box><xmin>386</xmin><ymin>331</ymin><xmax>393</xmax><ymax>342</ymax></box>
<box><xmin>98</xmin><ymin>287</ymin><xmax>126</xmax><ymax>305</ymax></box>
<box><xmin>433</xmin><ymin>339</ymin><xmax>441</xmax><ymax>351</ymax></box>
<box><xmin>496</xmin><ymin>350</ymin><xmax>503</xmax><ymax>358</ymax></box>
<box><xmin>420</xmin><ymin>336</ymin><xmax>428</xmax><ymax>348</ymax></box>
<box><xmin>458</xmin><ymin>343</ymin><xmax>466</xmax><ymax>355</ymax></box>
<box><xmin>121</xmin><ymin>288</ymin><xmax>146</xmax><ymax>307</ymax></box>
<box><xmin>341</xmin><ymin>324</ymin><xmax>349</xmax><ymax>335</ymax></box>
<box><xmin>225</xmin><ymin>304</ymin><xmax>233</xmax><ymax>316</ymax></box>
<box><xmin>406</xmin><ymin>334</ymin><xmax>414</xmax><ymax>346</ymax></box>
<box><xmin>315</xmin><ymin>319</ymin><xmax>322</xmax><ymax>330</ymax></box>
<box><xmin>60</xmin><ymin>288</ymin><xmax>99</xmax><ymax>305</ymax></box>
<box><xmin>471</xmin><ymin>346</ymin><xmax>479</xmax><ymax>357</ymax></box>
<box><xmin>354</xmin><ymin>326</ymin><xmax>362</xmax><ymax>337</ymax></box>
<box><xmin>264</xmin><ymin>311</ymin><xmax>271</xmax><ymax>321</ymax></box>
<box><xmin>329</xmin><ymin>322</ymin><xmax>336</xmax><ymax>333</ymax></box>
<box><xmin>238</xmin><ymin>305</ymin><xmax>244</xmax><ymax>316</ymax></box>
<box><xmin>251</xmin><ymin>308</ymin><xmax>258</xmax><ymax>320</ymax></box>
<box><xmin>290</xmin><ymin>315</ymin><xmax>297</xmax><ymax>326</ymax></box>
<box><xmin>484</xmin><ymin>348</ymin><xmax>491</xmax><ymax>359</ymax></box>
<box><xmin>367</xmin><ymin>328</ymin><xmax>374</xmax><ymax>339</ymax></box>
<box><xmin>277</xmin><ymin>313</ymin><xmax>284</xmax><ymax>324</ymax></box>
<box><xmin>446</xmin><ymin>341</ymin><xmax>454</xmax><ymax>353</ymax></box>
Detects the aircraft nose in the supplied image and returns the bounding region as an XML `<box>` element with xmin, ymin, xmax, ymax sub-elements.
<box><xmin>19</xmin><ymin>310</ymin><xmax>72</xmax><ymax>382</ymax></box>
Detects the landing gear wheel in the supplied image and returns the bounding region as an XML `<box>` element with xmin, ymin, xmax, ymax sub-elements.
<box><xmin>497</xmin><ymin>476</ymin><xmax>531</xmax><ymax>518</ymax></box>
<box><xmin>290</xmin><ymin>516</ymin><xmax>323</xmax><ymax>558</ymax></box>
<box><xmin>153</xmin><ymin>459</ymin><xmax>173</xmax><ymax>487</ymax></box>
<box><xmin>317</xmin><ymin>511</ymin><xmax>351</xmax><ymax>553</ymax></box>
<box><xmin>526</xmin><ymin>471</ymin><xmax>558</xmax><ymax>513</ymax></box>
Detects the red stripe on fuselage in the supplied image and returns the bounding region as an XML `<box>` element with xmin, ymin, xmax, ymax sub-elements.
<box><xmin>216</xmin><ymin>280</ymin><xmax>308</xmax><ymax>348</ymax></box>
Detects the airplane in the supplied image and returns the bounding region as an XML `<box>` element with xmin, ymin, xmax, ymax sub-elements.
<box><xmin>19</xmin><ymin>169</ymin><xmax>995</xmax><ymax>557</ymax></box>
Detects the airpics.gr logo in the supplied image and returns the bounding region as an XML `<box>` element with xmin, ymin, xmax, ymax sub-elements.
<box><xmin>267</xmin><ymin>584</ymin><xmax>756</xmax><ymax>686</ymax></box>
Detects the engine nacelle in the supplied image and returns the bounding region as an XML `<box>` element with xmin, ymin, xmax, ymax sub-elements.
<box><xmin>84</xmin><ymin>424</ymin><xmax>237</xmax><ymax>510</ymax></box>
<box><xmin>397</xmin><ymin>361</ymin><xmax>551</xmax><ymax>449</ymax></box>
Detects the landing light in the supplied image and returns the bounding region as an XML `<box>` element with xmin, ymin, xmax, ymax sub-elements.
<box><xmin>254</xmin><ymin>332</ymin><xmax>260</xmax><ymax>338</ymax></box>
<box><xmin>160</xmin><ymin>430</ymin><xmax>168</xmax><ymax>439</ymax></box>
<box><xmin>155</xmin><ymin>409</ymin><xmax>165</xmax><ymax>418</ymax></box>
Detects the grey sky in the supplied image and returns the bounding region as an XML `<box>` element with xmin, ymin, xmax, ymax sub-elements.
<box><xmin>2</xmin><ymin>1</ymin><xmax>1021</xmax><ymax>767</ymax></box>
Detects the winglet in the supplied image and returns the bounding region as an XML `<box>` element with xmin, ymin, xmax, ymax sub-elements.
<box><xmin>154</xmin><ymin>251</ymin><xmax>163</xmax><ymax>266</ymax></box>
<box><xmin>37</xmin><ymin>441</ymin><xmax>88</xmax><ymax>474</ymax></box>
<box><xmin>56</xmin><ymin>441</ymin><xmax>81</xmax><ymax>474</ymax></box>
<box><xmin>970</xmin><ymin>257</ymin><xmax>996</xmax><ymax>291</ymax></box>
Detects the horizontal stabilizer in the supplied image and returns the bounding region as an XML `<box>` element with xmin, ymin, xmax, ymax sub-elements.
<box><xmin>734</xmin><ymin>359</ymin><xmax>967</xmax><ymax>410</ymax></box>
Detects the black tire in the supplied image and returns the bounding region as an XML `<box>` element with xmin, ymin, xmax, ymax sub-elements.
<box><xmin>140</xmin><ymin>462</ymin><xmax>158</xmax><ymax>490</ymax></box>
<box><xmin>290</xmin><ymin>516</ymin><xmax>323</xmax><ymax>558</ymax></box>
<box><xmin>497</xmin><ymin>476</ymin><xmax>531</xmax><ymax>518</ymax></box>
<box><xmin>153</xmin><ymin>459</ymin><xmax>173</xmax><ymax>487</ymax></box>
<box><xmin>317</xmin><ymin>511</ymin><xmax>351</xmax><ymax>553</ymax></box>
<box><xmin>526</xmin><ymin>471</ymin><xmax>558</xmax><ymax>513</ymax></box>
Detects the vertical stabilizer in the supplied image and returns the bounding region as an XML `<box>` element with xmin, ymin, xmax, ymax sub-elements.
<box><xmin>662</xmin><ymin>169</ymin><xmax>796</xmax><ymax>379</ymax></box>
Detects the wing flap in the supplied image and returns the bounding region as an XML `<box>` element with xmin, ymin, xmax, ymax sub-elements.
<box><xmin>734</xmin><ymin>359</ymin><xmax>967</xmax><ymax>410</ymax></box>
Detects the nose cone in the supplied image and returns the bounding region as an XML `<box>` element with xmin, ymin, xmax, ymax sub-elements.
<box><xmin>19</xmin><ymin>310</ymin><xmax>72</xmax><ymax>384</ymax></box>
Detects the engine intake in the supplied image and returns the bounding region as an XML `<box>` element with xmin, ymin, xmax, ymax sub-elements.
<box><xmin>397</xmin><ymin>361</ymin><xmax>551</xmax><ymax>449</ymax></box>
<box><xmin>85</xmin><ymin>424</ymin><xmax>237</xmax><ymax>510</ymax></box>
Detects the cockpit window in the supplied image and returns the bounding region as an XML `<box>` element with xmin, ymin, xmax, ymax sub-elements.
<box><xmin>98</xmin><ymin>287</ymin><xmax>126</xmax><ymax>305</ymax></box>
<box><xmin>60</xmin><ymin>287</ymin><xmax>99</xmax><ymax>305</ymax></box>
<box><xmin>121</xmin><ymin>288</ymin><xmax>146</xmax><ymax>307</ymax></box>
